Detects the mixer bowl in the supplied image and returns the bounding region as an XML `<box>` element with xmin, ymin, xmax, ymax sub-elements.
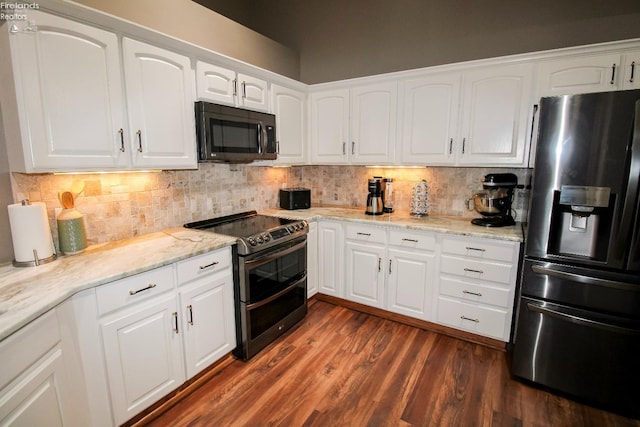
<box><xmin>473</xmin><ymin>189</ymin><xmax>509</xmax><ymax>216</ymax></box>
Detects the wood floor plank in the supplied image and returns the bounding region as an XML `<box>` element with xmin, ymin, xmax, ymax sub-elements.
<box><xmin>143</xmin><ymin>300</ymin><xmax>640</xmax><ymax>427</ymax></box>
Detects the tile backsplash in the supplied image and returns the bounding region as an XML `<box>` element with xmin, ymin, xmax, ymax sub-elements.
<box><xmin>10</xmin><ymin>165</ymin><xmax>531</xmax><ymax>248</ymax></box>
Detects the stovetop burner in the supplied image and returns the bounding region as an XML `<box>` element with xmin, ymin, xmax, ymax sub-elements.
<box><xmin>184</xmin><ymin>211</ymin><xmax>308</xmax><ymax>255</ymax></box>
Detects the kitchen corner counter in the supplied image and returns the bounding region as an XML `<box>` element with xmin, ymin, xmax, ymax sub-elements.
<box><xmin>0</xmin><ymin>229</ymin><xmax>237</xmax><ymax>341</ymax></box>
<box><xmin>261</xmin><ymin>207</ymin><xmax>524</xmax><ymax>242</ymax></box>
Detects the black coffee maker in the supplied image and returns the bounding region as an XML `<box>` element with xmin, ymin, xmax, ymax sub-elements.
<box><xmin>365</xmin><ymin>177</ymin><xmax>384</xmax><ymax>215</ymax></box>
<box><xmin>471</xmin><ymin>173</ymin><xmax>517</xmax><ymax>227</ymax></box>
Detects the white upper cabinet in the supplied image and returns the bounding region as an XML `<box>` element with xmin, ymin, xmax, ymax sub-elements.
<box><xmin>123</xmin><ymin>38</ymin><xmax>196</xmax><ymax>169</ymax></box>
<box><xmin>196</xmin><ymin>61</ymin><xmax>269</xmax><ymax>112</ymax></box>
<box><xmin>536</xmin><ymin>53</ymin><xmax>623</xmax><ymax>97</ymax></box>
<box><xmin>271</xmin><ymin>84</ymin><xmax>307</xmax><ymax>164</ymax></box>
<box><xmin>400</xmin><ymin>62</ymin><xmax>534</xmax><ymax>166</ymax></box>
<box><xmin>400</xmin><ymin>73</ymin><xmax>461</xmax><ymax>164</ymax></box>
<box><xmin>310</xmin><ymin>82</ymin><xmax>397</xmax><ymax>165</ymax></box>
<box><xmin>458</xmin><ymin>63</ymin><xmax>534</xmax><ymax>166</ymax></box>
<box><xmin>0</xmin><ymin>11</ymin><xmax>197</xmax><ymax>172</ymax></box>
<box><xmin>1</xmin><ymin>11</ymin><xmax>128</xmax><ymax>172</ymax></box>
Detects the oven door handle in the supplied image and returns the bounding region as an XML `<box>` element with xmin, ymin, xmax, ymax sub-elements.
<box><xmin>526</xmin><ymin>302</ymin><xmax>640</xmax><ymax>336</ymax></box>
<box><xmin>244</xmin><ymin>238</ymin><xmax>307</xmax><ymax>268</ymax></box>
<box><xmin>246</xmin><ymin>274</ymin><xmax>307</xmax><ymax>311</ymax></box>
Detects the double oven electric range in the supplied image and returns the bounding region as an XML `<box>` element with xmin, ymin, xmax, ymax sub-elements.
<box><xmin>185</xmin><ymin>211</ymin><xmax>308</xmax><ymax>360</ymax></box>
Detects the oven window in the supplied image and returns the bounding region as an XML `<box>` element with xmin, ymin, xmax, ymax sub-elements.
<box><xmin>248</xmin><ymin>280</ymin><xmax>306</xmax><ymax>339</ymax></box>
<box><xmin>209</xmin><ymin>118</ymin><xmax>259</xmax><ymax>153</ymax></box>
<box><xmin>247</xmin><ymin>244</ymin><xmax>306</xmax><ymax>304</ymax></box>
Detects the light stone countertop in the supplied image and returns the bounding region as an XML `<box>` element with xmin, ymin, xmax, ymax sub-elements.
<box><xmin>0</xmin><ymin>229</ymin><xmax>237</xmax><ymax>341</ymax></box>
<box><xmin>261</xmin><ymin>207</ymin><xmax>525</xmax><ymax>242</ymax></box>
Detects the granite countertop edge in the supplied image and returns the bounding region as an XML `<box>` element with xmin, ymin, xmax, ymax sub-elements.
<box><xmin>0</xmin><ymin>228</ymin><xmax>237</xmax><ymax>341</ymax></box>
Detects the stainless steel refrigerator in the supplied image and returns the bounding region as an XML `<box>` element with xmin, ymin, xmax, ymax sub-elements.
<box><xmin>510</xmin><ymin>90</ymin><xmax>640</xmax><ymax>419</ymax></box>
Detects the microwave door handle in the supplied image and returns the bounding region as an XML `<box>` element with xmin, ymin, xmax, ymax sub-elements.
<box><xmin>256</xmin><ymin>123</ymin><xmax>263</xmax><ymax>154</ymax></box>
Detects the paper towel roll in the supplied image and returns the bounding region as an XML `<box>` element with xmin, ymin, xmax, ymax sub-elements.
<box><xmin>8</xmin><ymin>201</ymin><xmax>56</xmax><ymax>265</ymax></box>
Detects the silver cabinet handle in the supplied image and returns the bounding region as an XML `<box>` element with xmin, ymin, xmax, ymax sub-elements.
<box><xmin>464</xmin><ymin>268</ymin><xmax>483</xmax><ymax>274</ymax></box>
<box><xmin>378</xmin><ymin>257</ymin><xmax>381</xmax><ymax>272</ymax></box>
<box><xmin>242</xmin><ymin>81</ymin><xmax>247</xmax><ymax>98</ymax></box>
<box><xmin>631</xmin><ymin>61</ymin><xmax>636</xmax><ymax>83</ymax></box>
<box><xmin>465</xmin><ymin>246</ymin><xmax>486</xmax><ymax>252</ymax></box>
<box><xmin>351</xmin><ymin>141</ymin><xmax>355</xmax><ymax>155</ymax></box>
<box><xmin>461</xmin><ymin>138</ymin><xmax>466</xmax><ymax>154</ymax></box>
<box><xmin>276</xmin><ymin>140</ymin><xmax>280</xmax><ymax>154</ymax></box>
<box><xmin>388</xmin><ymin>259</ymin><xmax>392</xmax><ymax>274</ymax></box>
<box><xmin>136</xmin><ymin>130</ymin><xmax>143</xmax><ymax>152</ymax></box>
<box><xmin>129</xmin><ymin>283</ymin><xmax>156</xmax><ymax>295</ymax></box>
<box><xmin>463</xmin><ymin>290</ymin><xmax>482</xmax><ymax>297</ymax></box>
<box><xmin>357</xmin><ymin>232</ymin><xmax>371</xmax><ymax>236</ymax></box>
<box><xmin>172</xmin><ymin>312</ymin><xmax>179</xmax><ymax>334</ymax></box>
<box><xmin>449</xmin><ymin>138</ymin><xmax>453</xmax><ymax>155</ymax></box>
<box><xmin>460</xmin><ymin>316</ymin><xmax>479</xmax><ymax>323</ymax></box>
<box><xmin>610</xmin><ymin>63</ymin><xmax>617</xmax><ymax>84</ymax></box>
<box><xmin>187</xmin><ymin>305</ymin><xmax>194</xmax><ymax>325</ymax></box>
<box><xmin>199</xmin><ymin>261</ymin><xmax>219</xmax><ymax>270</ymax></box>
<box><xmin>402</xmin><ymin>238</ymin><xmax>419</xmax><ymax>243</ymax></box>
<box><xmin>342</xmin><ymin>142</ymin><xmax>346</xmax><ymax>155</ymax></box>
<box><xmin>118</xmin><ymin>128</ymin><xmax>125</xmax><ymax>152</ymax></box>
<box><xmin>232</xmin><ymin>79</ymin><xmax>237</xmax><ymax>96</ymax></box>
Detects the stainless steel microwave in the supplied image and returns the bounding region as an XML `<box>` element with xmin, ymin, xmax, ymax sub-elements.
<box><xmin>195</xmin><ymin>101</ymin><xmax>277</xmax><ymax>163</ymax></box>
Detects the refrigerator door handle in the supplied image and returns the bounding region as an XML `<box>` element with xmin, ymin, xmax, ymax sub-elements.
<box><xmin>531</xmin><ymin>264</ymin><xmax>637</xmax><ymax>291</ymax></box>
<box><xmin>526</xmin><ymin>302</ymin><xmax>640</xmax><ymax>336</ymax></box>
<box><xmin>616</xmin><ymin>99</ymin><xmax>640</xmax><ymax>268</ymax></box>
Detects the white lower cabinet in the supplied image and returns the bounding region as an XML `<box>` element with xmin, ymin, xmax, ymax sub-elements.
<box><xmin>98</xmin><ymin>247</ymin><xmax>234</xmax><ymax>425</ymax></box>
<box><xmin>318</xmin><ymin>221</ymin><xmax>344</xmax><ymax>297</ymax></box>
<box><xmin>344</xmin><ymin>224</ymin><xmax>387</xmax><ymax>308</ymax></box>
<box><xmin>436</xmin><ymin>236</ymin><xmax>520</xmax><ymax>341</ymax></box>
<box><xmin>307</xmin><ymin>221</ymin><xmax>319</xmax><ymax>297</ymax></box>
<box><xmin>0</xmin><ymin>311</ymin><xmax>82</xmax><ymax>427</ymax></box>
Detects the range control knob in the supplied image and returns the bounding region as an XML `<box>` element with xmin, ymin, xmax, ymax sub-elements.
<box><xmin>248</xmin><ymin>237</ymin><xmax>257</xmax><ymax>246</ymax></box>
<box><xmin>287</xmin><ymin>225</ymin><xmax>295</xmax><ymax>232</ymax></box>
<box><xmin>262</xmin><ymin>233</ymin><xmax>271</xmax><ymax>242</ymax></box>
<box><xmin>256</xmin><ymin>235</ymin><xmax>264</xmax><ymax>244</ymax></box>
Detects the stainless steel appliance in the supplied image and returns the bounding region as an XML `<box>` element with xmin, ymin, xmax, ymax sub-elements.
<box><xmin>185</xmin><ymin>211</ymin><xmax>308</xmax><ymax>360</ymax></box>
<box><xmin>383</xmin><ymin>178</ymin><xmax>394</xmax><ymax>213</ymax></box>
<box><xmin>471</xmin><ymin>173</ymin><xmax>517</xmax><ymax>227</ymax></box>
<box><xmin>365</xmin><ymin>177</ymin><xmax>384</xmax><ymax>215</ymax></box>
<box><xmin>195</xmin><ymin>101</ymin><xmax>277</xmax><ymax>163</ymax></box>
<box><xmin>510</xmin><ymin>90</ymin><xmax>640</xmax><ymax>419</ymax></box>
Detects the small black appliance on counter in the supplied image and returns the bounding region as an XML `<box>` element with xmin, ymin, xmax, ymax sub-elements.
<box><xmin>279</xmin><ymin>188</ymin><xmax>311</xmax><ymax>210</ymax></box>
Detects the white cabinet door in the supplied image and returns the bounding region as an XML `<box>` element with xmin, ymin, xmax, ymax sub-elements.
<box><xmin>271</xmin><ymin>84</ymin><xmax>307</xmax><ymax>164</ymax></box>
<box><xmin>622</xmin><ymin>52</ymin><xmax>640</xmax><ymax>90</ymax></box>
<box><xmin>458</xmin><ymin>63</ymin><xmax>534</xmax><ymax>166</ymax></box>
<box><xmin>310</xmin><ymin>89</ymin><xmax>350</xmax><ymax>164</ymax></box>
<box><xmin>345</xmin><ymin>240</ymin><xmax>386</xmax><ymax>308</ymax></box>
<box><xmin>387</xmin><ymin>247</ymin><xmax>435</xmax><ymax>320</ymax></box>
<box><xmin>122</xmin><ymin>38</ymin><xmax>196</xmax><ymax>169</ymax></box>
<box><xmin>101</xmin><ymin>295</ymin><xmax>184</xmax><ymax>425</ymax></box>
<box><xmin>401</xmin><ymin>73</ymin><xmax>461</xmax><ymax>165</ymax></box>
<box><xmin>317</xmin><ymin>221</ymin><xmax>344</xmax><ymax>297</ymax></box>
<box><xmin>350</xmin><ymin>82</ymin><xmax>397</xmax><ymax>164</ymax></box>
<box><xmin>195</xmin><ymin>61</ymin><xmax>269</xmax><ymax>112</ymax></box>
<box><xmin>307</xmin><ymin>221</ymin><xmax>319</xmax><ymax>298</ymax></box>
<box><xmin>2</xmin><ymin>10</ymin><xmax>127</xmax><ymax>172</ymax></box>
<box><xmin>179</xmin><ymin>271</ymin><xmax>235</xmax><ymax>379</ymax></box>
<box><xmin>537</xmin><ymin>53</ymin><xmax>622</xmax><ymax>97</ymax></box>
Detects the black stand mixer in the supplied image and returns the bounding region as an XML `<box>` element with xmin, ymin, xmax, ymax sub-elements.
<box><xmin>471</xmin><ymin>173</ymin><xmax>517</xmax><ymax>227</ymax></box>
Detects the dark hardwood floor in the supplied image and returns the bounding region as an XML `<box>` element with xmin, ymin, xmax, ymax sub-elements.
<box><xmin>144</xmin><ymin>299</ymin><xmax>639</xmax><ymax>427</ymax></box>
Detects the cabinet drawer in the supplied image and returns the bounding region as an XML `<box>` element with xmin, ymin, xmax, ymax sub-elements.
<box><xmin>388</xmin><ymin>229</ymin><xmax>436</xmax><ymax>251</ymax></box>
<box><xmin>176</xmin><ymin>247</ymin><xmax>232</xmax><ymax>285</ymax></box>
<box><xmin>96</xmin><ymin>265</ymin><xmax>175</xmax><ymax>316</ymax></box>
<box><xmin>440</xmin><ymin>255</ymin><xmax>514</xmax><ymax>285</ymax></box>
<box><xmin>441</xmin><ymin>237</ymin><xmax>518</xmax><ymax>262</ymax></box>
<box><xmin>437</xmin><ymin>296</ymin><xmax>509</xmax><ymax>340</ymax></box>
<box><xmin>439</xmin><ymin>277</ymin><xmax>511</xmax><ymax>308</ymax></box>
<box><xmin>345</xmin><ymin>224</ymin><xmax>387</xmax><ymax>244</ymax></box>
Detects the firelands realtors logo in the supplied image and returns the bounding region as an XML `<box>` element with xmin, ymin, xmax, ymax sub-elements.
<box><xmin>1</xmin><ymin>2</ymin><xmax>39</xmax><ymax>21</ymax></box>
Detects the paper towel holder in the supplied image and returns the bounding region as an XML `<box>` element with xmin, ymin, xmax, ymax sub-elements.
<box><xmin>11</xmin><ymin>199</ymin><xmax>58</xmax><ymax>268</ymax></box>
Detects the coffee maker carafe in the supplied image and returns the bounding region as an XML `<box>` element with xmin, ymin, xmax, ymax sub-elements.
<box><xmin>366</xmin><ymin>177</ymin><xmax>384</xmax><ymax>215</ymax></box>
<box><xmin>471</xmin><ymin>173</ymin><xmax>517</xmax><ymax>227</ymax></box>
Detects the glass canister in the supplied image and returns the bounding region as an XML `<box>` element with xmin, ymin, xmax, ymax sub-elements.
<box><xmin>410</xmin><ymin>180</ymin><xmax>430</xmax><ymax>217</ymax></box>
<box><xmin>383</xmin><ymin>178</ymin><xmax>394</xmax><ymax>213</ymax></box>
